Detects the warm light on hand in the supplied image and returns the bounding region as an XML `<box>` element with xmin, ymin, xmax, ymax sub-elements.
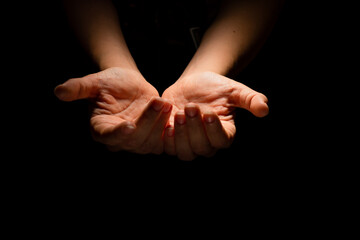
<box><xmin>161</xmin><ymin>71</ymin><xmax>269</xmax><ymax>160</ymax></box>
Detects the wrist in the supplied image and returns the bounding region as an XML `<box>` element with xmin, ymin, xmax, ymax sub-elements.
<box><xmin>177</xmin><ymin>71</ymin><xmax>219</xmax><ymax>83</ymax></box>
<box><xmin>98</xmin><ymin>54</ymin><xmax>138</xmax><ymax>71</ymax></box>
<box><xmin>179</xmin><ymin>54</ymin><xmax>232</xmax><ymax>80</ymax></box>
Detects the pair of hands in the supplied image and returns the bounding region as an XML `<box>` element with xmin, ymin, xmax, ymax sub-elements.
<box><xmin>54</xmin><ymin>67</ymin><xmax>268</xmax><ymax>161</ymax></box>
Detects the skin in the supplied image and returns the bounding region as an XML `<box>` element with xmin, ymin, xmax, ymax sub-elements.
<box><xmin>162</xmin><ymin>72</ymin><xmax>268</xmax><ymax>161</ymax></box>
<box><xmin>56</xmin><ymin>0</ymin><xmax>169</xmax><ymax>154</ymax></box>
<box><xmin>161</xmin><ymin>0</ymin><xmax>283</xmax><ymax>160</ymax></box>
<box><xmin>54</xmin><ymin>68</ymin><xmax>172</xmax><ymax>154</ymax></box>
<box><xmin>55</xmin><ymin>0</ymin><xmax>284</xmax><ymax>160</ymax></box>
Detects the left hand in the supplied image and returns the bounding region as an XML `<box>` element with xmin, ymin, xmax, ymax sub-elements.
<box><xmin>162</xmin><ymin>71</ymin><xmax>269</xmax><ymax>161</ymax></box>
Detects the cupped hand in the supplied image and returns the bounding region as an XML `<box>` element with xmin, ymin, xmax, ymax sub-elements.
<box><xmin>54</xmin><ymin>67</ymin><xmax>172</xmax><ymax>154</ymax></box>
<box><xmin>161</xmin><ymin>71</ymin><xmax>269</xmax><ymax>161</ymax></box>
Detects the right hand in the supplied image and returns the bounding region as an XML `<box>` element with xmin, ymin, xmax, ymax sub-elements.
<box><xmin>54</xmin><ymin>67</ymin><xmax>172</xmax><ymax>154</ymax></box>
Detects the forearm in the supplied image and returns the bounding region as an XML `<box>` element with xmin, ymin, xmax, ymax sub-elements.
<box><xmin>63</xmin><ymin>0</ymin><xmax>137</xmax><ymax>71</ymax></box>
<box><xmin>181</xmin><ymin>0</ymin><xmax>285</xmax><ymax>78</ymax></box>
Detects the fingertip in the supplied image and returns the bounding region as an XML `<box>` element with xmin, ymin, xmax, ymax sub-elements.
<box><xmin>175</xmin><ymin>110</ymin><xmax>186</xmax><ymax>125</ymax></box>
<box><xmin>54</xmin><ymin>82</ymin><xmax>78</xmax><ymax>102</ymax></box>
<box><xmin>252</xmin><ymin>95</ymin><xmax>269</xmax><ymax>117</ymax></box>
<box><xmin>203</xmin><ymin>111</ymin><xmax>217</xmax><ymax>124</ymax></box>
<box><xmin>185</xmin><ymin>103</ymin><xmax>199</xmax><ymax>118</ymax></box>
<box><xmin>162</xmin><ymin>100</ymin><xmax>173</xmax><ymax>113</ymax></box>
<box><xmin>257</xmin><ymin>103</ymin><xmax>269</xmax><ymax>117</ymax></box>
<box><xmin>54</xmin><ymin>84</ymin><xmax>68</xmax><ymax>101</ymax></box>
<box><xmin>150</xmin><ymin>97</ymin><xmax>165</xmax><ymax>111</ymax></box>
<box><xmin>164</xmin><ymin>125</ymin><xmax>176</xmax><ymax>156</ymax></box>
<box><xmin>152</xmin><ymin>98</ymin><xmax>173</xmax><ymax>113</ymax></box>
<box><xmin>165</xmin><ymin>125</ymin><xmax>175</xmax><ymax>137</ymax></box>
<box><xmin>120</xmin><ymin>122</ymin><xmax>136</xmax><ymax>135</ymax></box>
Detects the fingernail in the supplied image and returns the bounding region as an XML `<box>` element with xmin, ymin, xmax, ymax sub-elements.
<box><xmin>176</xmin><ymin>112</ymin><xmax>186</xmax><ymax>125</ymax></box>
<box><xmin>152</xmin><ymin>99</ymin><xmax>164</xmax><ymax>111</ymax></box>
<box><xmin>163</xmin><ymin>102</ymin><xmax>172</xmax><ymax>113</ymax></box>
<box><xmin>54</xmin><ymin>85</ymin><xmax>67</xmax><ymax>99</ymax></box>
<box><xmin>260</xmin><ymin>104</ymin><xmax>269</xmax><ymax>117</ymax></box>
<box><xmin>259</xmin><ymin>108</ymin><xmax>269</xmax><ymax>117</ymax></box>
<box><xmin>185</xmin><ymin>106</ymin><xmax>198</xmax><ymax>118</ymax></box>
<box><xmin>256</xmin><ymin>103</ymin><xmax>269</xmax><ymax>117</ymax></box>
<box><xmin>122</xmin><ymin>124</ymin><xmax>135</xmax><ymax>135</ymax></box>
<box><xmin>166</xmin><ymin>126</ymin><xmax>174</xmax><ymax>137</ymax></box>
<box><xmin>204</xmin><ymin>114</ymin><xmax>215</xmax><ymax>123</ymax></box>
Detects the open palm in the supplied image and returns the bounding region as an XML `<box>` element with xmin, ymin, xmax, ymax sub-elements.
<box><xmin>55</xmin><ymin>67</ymin><xmax>172</xmax><ymax>154</ymax></box>
<box><xmin>162</xmin><ymin>71</ymin><xmax>269</xmax><ymax>160</ymax></box>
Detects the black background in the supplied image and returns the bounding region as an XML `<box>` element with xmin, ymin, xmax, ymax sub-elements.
<box><xmin>2</xmin><ymin>1</ymin><xmax>352</xmax><ymax>232</ymax></box>
<box><xmin>8</xmin><ymin>1</ymin><xmax>330</xmax><ymax>183</ymax></box>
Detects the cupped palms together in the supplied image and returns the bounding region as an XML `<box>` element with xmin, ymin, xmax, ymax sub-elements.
<box><xmin>55</xmin><ymin>69</ymin><xmax>268</xmax><ymax>160</ymax></box>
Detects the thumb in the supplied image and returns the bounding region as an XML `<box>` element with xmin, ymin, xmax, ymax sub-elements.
<box><xmin>231</xmin><ymin>82</ymin><xmax>269</xmax><ymax>118</ymax></box>
<box><xmin>54</xmin><ymin>74</ymin><xmax>99</xmax><ymax>101</ymax></box>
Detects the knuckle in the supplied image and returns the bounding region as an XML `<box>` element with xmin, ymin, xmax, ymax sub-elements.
<box><xmin>164</xmin><ymin>143</ymin><xmax>176</xmax><ymax>156</ymax></box>
<box><xmin>91</xmin><ymin>130</ymin><xmax>113</xmax><ymax>145</ymax></box>
<box><xmin>140</xmin><ymin>138</ymin><xmax>164</xmax><ymax>155</ymax></box>
<box><xmin>191</xmin><ymin>142</ymin><xmax>213</xmax><ymax>156</ymax></box>
<box><xmin>90</xmin><ymin>131</ymin><xmax>101</xmax><ymax>143</ymax></box>
<box><xmin>193</xmin><ymin>146</ymin><xmax>212</xmax><ymax>156</ymax></box>
<box><xmin>165</xmin><ymin>148</ymin><xmax>176</xmax><ymax>156</ymax></box>
<box><xmin>138</xmin><ymin>142</ymin><xmax>153</xmax><ymax>154</ymax></box>
<box><xmin>178</xmin><ymin>153</ymin><xmax>196</xmax><ymax>161</ymax></box>
<box><xmin>151</xmin><ymin>142</ymin><xmax>164</xmax><ymax>155</ymax></box>
<box><xmin>125</xmin><ymin>139</ymin><xmax>141</xmax><ymax>150</ymax></box>
<box><xmin>152</xmin><ymin>147</ymin><xmax>163</xmax><ymax>155</ymax></box>
<box><xmin>212</xmin><ymin>142</ymin><xmax>228</xmax><ymax>149</ymax></box>
<box><xmin>106</xmin><ymin>145</ymin><xmax>122</xmax><ymax>152</ymax></box>
<box><xmin>212</xmin><ymin>139</ymin><xmax>233</xmax><ymax>149</ymax></box>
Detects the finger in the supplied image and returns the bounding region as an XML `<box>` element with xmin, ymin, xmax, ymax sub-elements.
<box><xmin>203</xmin><ymin>111</ymin><xmax>233</xmax><ymax>149</ymax></box>
<box><xmin>164</xmin><ymin>125</ymin><xmax>176</xmax><ymax>156</ymax></box>
<box><xmin>91</xmin><ymin>118</ymin><xmax>136</xmax><ymax>147</ymax></box>
<box><xmin>140</xmin><ymin>101</ymin><xmax>172</xmax><ymax>155</ymax></box>
<box><xmin>230</xmin><ymin>83</ymin><xmax>269</xmax><ymax>117</ymax></box>
<box><xmin>184</xmin><ymin>103</ymin><xmax>215</xmax><ymax>157</ymax></box>
<box><xmin>54</xmin><ymin>73</ymin><xmax>99</xmax><ymax>101</ymax></box>
<box><xmin>130</xmin><ymin>97</ymin><xmax>165</xmax><ymax>147</ymax></box>
<box><xmin>174</xmin><ymin>110</ymin><xmax>196</xmax><ymax>161</ymax></box>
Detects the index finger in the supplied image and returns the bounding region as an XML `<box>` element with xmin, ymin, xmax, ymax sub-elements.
<box><xmin>130</xmin><ymin>97</ymin><xmax>167</xmax><ymax>146</ymax></box>
<box><xmin>90</xmin><ymin>115</ymin><xmax>136</xmax><ymax>147</ymax></box>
